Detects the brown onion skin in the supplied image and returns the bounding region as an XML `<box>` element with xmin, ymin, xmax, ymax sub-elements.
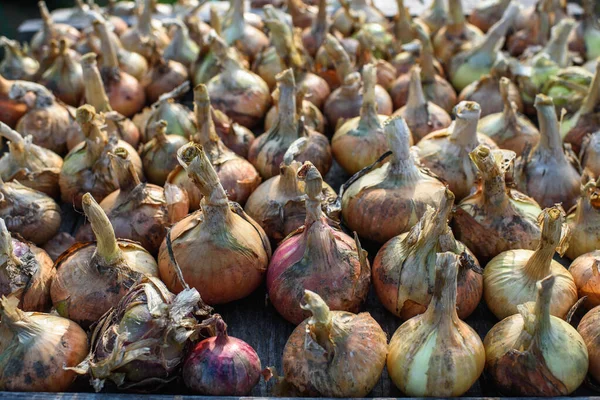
<box><xmin>458</xmin><ymin>76</ymin><xmax>524</xmax><ymax>117</ymax></box>
<box><xmin>393</xmin><ymin>103</ymin><xmax>451</xmax><ymax>143</ymax></box>
<box><xmin>297</xmin><ymin>72</ymin><xmax>331</xmax><ymax>109</ymax></box>
<box><xmin>390</xmin><ymin>74</ymin><xmax>457</xmax><ymax>114</ymax></box>
<box><xmin>582</xmin><ymin>133</ymin><xmax>600</xmax><ymax>177</ymax></box>
<box><xmin>265</xmin><ymin>100</ymin><xmax>326</xmax><ymax>135</ymax></box>
<box><xmin>104</xmin><ymin>71</ymin><xmax>146</xmax><ymax>118</ymax></box>
<box><xmin>42</xmin><ymin>232</ymin><xmax>75</xmax><ymax>262</ymax></box>
<box><xmin>211</xmin><ymin>108</ymin><xmax>256</xmax><ymax>158</ymax></box>
<box><xmin>570</xmin><ymin>250</ymin><xmax>600</xmax><ymax>309</ymax></box>
<box><xmin>0</xmin><ymin>88</ymin><xmax>27</xmax><ymax>129</ymax></box>
<box><xmin>141</xmin><ymin>135</ymin><xmax>189</xmax><ymax>186</ymax></box>
<box><xmin>578</xmin><ymin>306</ymin><xmax>600</xmax><ymax>383</ymax></box>
<box><xmin>324</xmin><ymin>84</ymin><xmax>392</xmax><ymax>130</ymax></box>
<box><xmin>433</xmin><ymin>24</ymin><xmax>484</xmax><ymax>67</ymax></box>
<box><xmin>15</xmin><ymin>103</ymin><xmax>77</xmax><ymax>156</ymax></box>
<box><xmin>141</xmin><ymin>59</ymin><xmax>189</xmax><ymax>104</ymax></box>
<box><xmin>66</xmin><ymin>113</ymin><xmax>141</xmax><ymax>151</ymax></box>
<box><xmin>564</xmin><ymin>114</ymin><xmax>600</xmax><ymax>155</ymax></box>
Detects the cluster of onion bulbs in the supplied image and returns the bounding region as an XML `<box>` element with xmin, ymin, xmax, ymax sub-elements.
<box><xmin>1</xmin><ymin>0</ymin><xmax>600</xmax><ymax>396</ymax></box>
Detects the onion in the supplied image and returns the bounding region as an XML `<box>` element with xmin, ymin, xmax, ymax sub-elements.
<box><xmin>485</xmin><ymin>275</ymin><xmax>588</xmax><ymax>395</ymax></box>
<box><xmin>0</xmin><ymin>180</ymin><xmax>61</xmax><ymax>246</ymax></box>
<box><xmin>288</xmin><ymin>0</ymin><xmax>317</xmax><ymax>29</ymax></box>
<box><xmin>341</xmin><ymin>117</ymin><xmax>446</xmax><ymax>244</ymax></box>
<box><xmin>469</xmin><ymin>0</ymin><xmax>511</xmax><ymax>32</ymax></box>
<box><xmin>529</xmin><ymin>18</ymin><xmax>576</xmax><ymax>70</ymax></box>
<box><xmin>392</xmin><ymin>0</ymin><xmax>429</xmax><ymax>48</ymax></box>
<box><xmin>120</xmin><ymin>0</ymin><xmax>170</xmax><ymax>59</ymax></box>
<box><xmin>282</xmin><ymin>290</ymin><xmax>387</xmax><ymax>396</ymax></box>
<box><xmin>566</xmin><ymin>178</ymin><xmax>600</xmax><ymax>260</ymax></box>
<box><xmin>211</xmin><ymin>106</ymin><xmax>256</xmax><ymax>158</ymax></box>
<box><xmin>75</xmin><ymin>277</ymin><xmax>209</xmax><ymax>392</ymax></box>
<box><xmin>249</xmin><ymin>69</ymin><xmax>331</xmax><ymax>180</ymax></box>
<box><xmin>514</xmin><ymin>95</ymin><xmax>581</xmax><ymax>210</ymax></box>
<box><xmin>0</xmin><ymin>297</ymin><xmax>88</xmax><ymax>392</ymax></box>
<box><xmin>332</xmin><ymin>64</ymin><xmax>392</xmax><ymax>175</ymax></box>
<box><xmin>418</xmin><ymin>0</ymin><xmax>448</xmax><ymax>34</ymax></box>
<box><xmin>301</xmin><ymin>0</ymin><xmax>327</xmax><ymax>57</ymax></box>
<box><xmin>416</xmin><ymin>101</ymin><xmax>497</xmax><ymax>201</ymax></box>
<box><xmin>0</xmin><ymin>218</ymin><xmax>55</xmax><ymax>311</ymax></box>
<box><xmin>158</xmin><ymin>144</ymin><xmax>271</xmax><ymax>304</ymax></box>
<box><xmin>452</xmin><ymin>146</ymin><xmax>542</xmax><ymax>263</ymax></box>
<box><xmin>393</xmin><ymin>66</ymin><xmax>452</xmax><ymax>143</ymax></box>
<box><xmin>163</xmin><ymin>19</ymin><xmax>200</xmax><ymax>69</ymax></box>
<box><xmin>507</xmin><ymin>2</ymin><xmax>550</xmax><ymax>57</ymax></box>
<box><xmin>10</xmin><ymin>81</ymin><xmax>79</xmax><ymax>155</ymax></box>
<box><xmin>267</xmin><ymin>163</ymin><xmax>370</xmax><ymax>324</ymax></box>
<box><xmin>355</xmin><ymin>32</ymin><xmax>397</xmax><ymax>90</ymax></box>
<box><xmin>0</xmin><ymin>122</ymin><xmax>62</xmax><ymax>198</ymax></box>
<box><xmin>254</xmin><ymin>46</ymin><xmax>284</xmax><ymax>91</ymax></box>
<box><xmin>116</xmin><ymin>47</ymin><xmax>149</xmax><ymax>83</ymax></box>
<box><xmin>0</xmin><ymin>74</ymin><xmax>27</xmax><ymax>128</ymax></box>
<box><xmin>388</xmin><ymin>252</ymin><xmax>485</xmax><ymax>397</ymax></box>
<box><xmin>42</xmin><ymin>232</ymin><xmax>75</xmax><ymax>262</ymax></box>
<box><xmin>141</xmin><ymin>120</ymin><xmax>188</xmax><ymax>185</ymax></box>
<box><xmin>332</xmin><ymin>0</ymin><xmax>387</xmax><ymax>37</ymax></box>
<box><xmin>484</xmin><ymin>206</ymin><xmax>577</xmax><ymax>320</ymax></box>
<box><xmin>30</xmin><ymin>1</ymin><xmax>81</xmax><ymax>61</ymax></box>
<box><xmin>562</xmin><ymin>62</ymin><xmax>600</xmax><ymax>154</ymax></box>
<box><xmin>449</xmin><ymin>3</ymin><xmax>519</xmax><ymax>92</ymax></box>
<box><xmin>206</xmin><ymin>32</ymin><xmax>271</xmax><ymax>129</ymax></box>
<box><xmin>167</xmin><ymin>84</ymin><xmax>261</xmax><ymax>209</ymax></box>
<box><xmin>579</xmin><ymin>304</ymin><xmax>600</xmax><ymax>386</ymax></box>
<box><xmin>51</xmin><ymin>193</ymin><xmax>158</xmax><ymax>327</ymax></box>
<box><xmin>570</xmin><ymin>250</ymin><xmax>600</xmax><ymax>309</ymax></box>
<box><xmin>390</xmin><ymin>24</ymin><xmax>457</xmax><ymax>114</ymax></box>
<box><xmin>183</xmin><ymin>315</ymin><xmax>261</xmax><ymax>395</ymax></box>
<box><xmin>568</xmin><ymin>0</ymin><xmax>600</xmax><ymax>61</ymax></box>
<box><xmin>59</xmin><ymin>105</ymin><xmax>143</xmax><ymax>209</ymax></box>
<box><xmin>265</xmin><ymin>87</ymin><xmax>326</xmax><ymax>135</ymax></box>
<box><xmin>541</xmin><ymin>66</ymin><xmax>593</xmax><ymax>116</ymax></box>
<box><xmin>141</xmin><ymin>46</ymin><xmax>189</xmax><ymax>104</ymax></box>
<box><xmin>582</xmin><ymin>131</ymin><xmax>600</xmax><ymax>177</ymax></box>
<box><xmin>477</xmin><ymin>77</ymin><xmax>540</xmax><ymax>155</ymax></box>
<box><xmin>38</xmin><ymin>39</ymin><xmax>83</xmax><ymax>107</ymax></box>
<box><xmin>432</xmin><ymin>0</ymin><xmax>484</xmax><ymax>67</ymax></box>
<box><xmin>373</xmin><ymin>188</ymin><xmax>482</xmax><ymax>320</ymax></box>
<box><xmin>222</xmin><ymin>0</ymin><xmax>269</xmax><ymax>63</ymax></box>
<box><xmin>0</xmin><ymin>37</ymin><xmax>39</xmax><ymax>81</ymax></box>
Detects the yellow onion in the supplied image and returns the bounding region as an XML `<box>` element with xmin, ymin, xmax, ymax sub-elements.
<box><xmin>570</xmin><ymin>250</ymin><xmax>600</xmax><ymax>308</ymax></box>
<box><xmin>373</xmin><ymin>188</ymin><xmax>482</xmax><ymax>320</ymax></box>
<box><xmin>416</xmin><ymin>101</ymin><xmax>497</xmax><ymax>201</ymax></box>
<box><xmin>341</xmin><ymin>117</ymin><xmax>446</xmax><ymax>244</ymax></box>
<box><xmin>0</xmin><ymin>297</ymin><xmax>88</xmax><ymax>392</ymax></box>
<box><xmin>313</xmin><ymin>35</ymin><xmax>357</xmax><ymax>91</ymax></box>
<box><xmin>0</xmin><ymin>122</ymin><xmax>62</xmax><ymax>198</ymax></box>
<box><xmin>568</xmin><ymin>0</ymin><xmax>600</xmax><ymax>61</ymax></box>
<box><xmin>578</xmin><ymin>304</ymin><xmax>600</xmax><ymax>384</ymax></box>
<box><xmin>51</xmin><ymin>193</ymin><xmax>158</xmax><ymax>327</ymax></box>
<box><xmin>484</xmin><ymin>206</ymin><xmax>577</xmax><ymax>320</ymax></box>
<box><xmin>449</xmin><ymin>3</ymin><xmax>519</xmax><ymax>92</ymax></box>
<box><xmin>38</xmin><ymin>39</ymin><xmax>83</xmax><ymax>107</ymax></box>
<box><xmin>222</xmin><ymin>0</ymin><xmax>269</xmax><ymax>63</ymax></box>
<box><xmin>582</xmin><ymin>132</ymin><xmax>600</xmax><ymax>177</ymax></box>
<box><xmin>288</xmin><ymin>0</ymin><xmax>317</xmax><ymax>29</ymax></box>
<box><xmin>163</xmin><ymin>19</ymin><xmax>200</xmax><ymax>69</ymax></box>
<box><xmin>59</xmin><ymin>105</ymin><xmax>143</xmax><ymax>209</ymax></box>
<box><xmin>332</xmin><ymin>0</ymin><xmax>387</xmax><ymax>37</ymax></box>
<box><xmin>211</xmin><ymin>106</ymin><xmax>256</xmax><ymax>158</ymax></box>
<box><xmin>418</xmin><ymin>0</ymin><xmax>447</xmax><ymax>34</ymax></box>
<box><xmin>10</xmin><ymin>81</ymin><xmax>79</xmax><ymax>155</ymax></box>
<box><xmin>485</xmin><ymin>275</ymin><xmax>588</xmax><ymax>395</ymax></box>
<box><xmin>393</xmin><ymin>66</ymin><xmax>452</xmax><ymax>143</ymax></box>
<box><xmin>452</xmin><ymin>146</ymin><xmax>542</xmax><ymax>262</ymax></box>
<box><xmin>254</xmin><ymin>46</ymin><xmax>285</xmax><ymax>92</ymax></box>
<box><xmin>30</xmin><ymin>1</ymin><xmax>81</xmax><ymax>61</ymax></box>
<box><xmin>42</xmin><ymin>232</ymin><xmax>75</xmax><ymax>262</ymax></box>
<box><xmin>282</xmin><ymin>290</ymin><xmax>387</xmax><ymax>396</ymax></box>
<box><xmin>392</xmin><ymin>0</ymin><xmax>429</xmax><ymax>47</ymax></box>
<box><xmin>388</xmin><ymin>252</ymin><xmax>485</xmax><ymax>396</ymax></box>
<box><xmin>205</xmin><ymin>32</ymin><xmax>271</xmax><ymax>129</ymax></box>
<box><xmin>477</xmin><ymin>77</ymin><xmax>540</xmax><ymax>155</ymax></box>
<box><xmin>0</xmin><ymin>218</ymin><xmax>54</xmax><ymax>312</ymax></box>
<box><xmin>514</xmin><ymin>95</ymin><xmax>581</xmax><ymax>210</ymax></box>
<box><xmin>249</xmin><ymin>69</ymin><xmax>331</xmax><ymax>180</ymax></box>
<box><xmin>301</xmin><ymin>0</ymin><xmax>326</xmax><ymax>57</ymax></box>
<box><xmin>0</xmin><ymin>37</ymin><xmax>38</xmax><ymax>81</ymax></box>
<box><xmin>566</xmin><ymin>178</ymin><xmax>600</xmax><ymax>260</ymax></box>
<box><xmin>469</xmin><ymin>0</ymin><xmax>511</xmax><ymax>32</ymax></box>
<box><xmin>0</xmin><ymin>74</ymin><xmax>27</xmax><ymax>128</ymax></box>
<box><xmin>158</xmin><ymin>144</ymin><xmax>270</xmax><ymax>304</ymax></box>
<box><xmin>432</xmin><ymin>0</ymin><xmax>484</xmax><ymax>67</ymax></box>
<box><xmin>141</xmin><ymin>120</ymin><xmax>188</xmax><ymax>185</ymax></box>
<box><xmin>120</xmin><ymin>0</ymin><xmax>170</xmax><ymax>59</ymax></box>
<box><xmin>390</xmin><ymin>24</ymin><xmax>457</xmax><ymax>114</ymax></box>
<box><xmin>94</xmin><ymin>19</ymin><xmax>146</xmax><ymax>118</ymax></box>
<box><xmin>73</xmin><ymin>277</ymin><xmax>209</xmax><ymax>392</ymax></box>
<box><xmin>0</xmin><ymin>180</ymin><xmax>60</xmax><ymax>245</ymax></box>
<box><xmin>168</xmin><ymin>84</ymin><xmax>261</xmax><ymax>209</ymax></box>
<box><xmin>267</xmin><ymin>163</ymin><xmax>370</xmax><ymax>324</ymax></box>
<box><xmin>141</xmin><ymin>46</ymin><xmax>189</xmax><ymax>104</ymax></box>
<box><xmin>507</xmin><ymin>1</ymin><xmax>550</xmax><ymax>57</ymax></box>
<box><xmin>562</xmin><ymin>62</ymin><xmax>600</xmax><ymax>154</ymax></box>
<box><xmin>332</xmin><ymin>64</ymin><xmax>392</xmax><ymax>175</ymax></box>
<box><xmin>265</xmin><ymin>87</ymin><xmax>326</xmax><ymax>135</ymax></box>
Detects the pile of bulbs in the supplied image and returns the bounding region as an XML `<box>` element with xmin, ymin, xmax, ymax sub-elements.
<box><xmin>0</xmin><ymin>0</ymin><xmax>600</xmax><ymax>396</ymax></box>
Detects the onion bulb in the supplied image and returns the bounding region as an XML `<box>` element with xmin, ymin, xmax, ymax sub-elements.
<box><xmin>452</xmin><ymin>145</ymin><xmax>542</xmax><ymax>263</ymax></box>
<box><xmin>373</xmin><ymin>188</ymin><xmax>482</xmax><ymax>320</ymax></box>
<box><xmin>59</xmin><ymin>105</ymin><xmax>143</xmax><ymax>209</ymax></box>
<box><xmin>514</xmin><ymin>95</ymin><xmax>581</xmax><ymax>210</ymax></box>
<box><xmin>0</xmin><ymin>218</ymin><xmax>55</xmax><ymax>312</ymax></box>
<box><xmin>570</xmin><ymin>250</ymin><xmax>600</xmax><ymax>308</ymax></box>
<box><xmin>0</xmin><ymin>122</ymin><xmax>62</xmax><ymax>198</ymax></box>
<box><xmin>477</xmin><ymin>77</ymin><xmax>540</xmax><ymax>156</ymax></box>
<box><xmin>183</xmin><ymin>315</ymin><xmax>261</xmax><ymax>395</ymax></box>
<box><xmin>264</xmin><ymin>86</ymin><xmax>326</xmax><ymax>135</ymax></box>
<box><xmin>167</xmin><ymin>84</ymin><xmax>261</xmax><ymax>209</ymax></box>
<box><xmin>484</xmin><ymin>206</ymin><xmax>577</xmax><ymax>320</ymax></box>
<box><xmin>418</xmin><ymin>0</ymin><xmax>448</xmax><ymax>34</ymax></box>
<box><xmin>141</xmin><ymin>46</ymin><xmax>189</xmax><ymax>104</ymax></box>
<box><xmin>541</xmin><ymin>66</ymin><xmax>593</xmax><ymax>116</ymax></box>
<box><xmin>288</xmin><ymin>0</ymin><xmax>317</xmax><ymax>30</ymax></box>
<box><xmin>163</xmin><ymin>19</ymin><xmax>200</xmax><ymax>69</ymax></box>
<box><xmin>222</xmin><ymin>0</ymin><xmax>269</xmax><ymax>63</ymax></box>
<box><xmin>74</xmin><ymin>277</ymin><xmax>209</xmax><ymax>392</ymax></box>
<box><xmin>158</xmin><ymin>144</ymin><xmax>271</xmax><ymax>305</ymax></box>
<box><xmin>42</xmin><ymin>232</ymin><xmax>75</xmax><ymax>262</ymax></box>
<box><xmin>267</xmin><ymin>163</ymin><xmax>370</xmax><ymax>324</ymax></box>
<box><xmin>355</xmin><ymin>31</ymin><xmax>397</xmax><ymax>90</ymax></box>
<box><xmin>332</xmin><ymin>64</ymin><xmax>392</xmax><ymax>175</ymax></box>
<box><xmin>582</xmin><ymin>131</ymin><xmax>600</xmax><ymax>177</ymax></box>
<box><xmin>211</xmin><ymin>106</ymin><xmax>256</xmax><ymax>158</ymax></box>
<box><xmin>38</xmin><ymin>39</ymin><xmax>83</xmax><ymax>107</ymax></box>
<box><xmin>568</xmin><ymin>0</ymin><xmax>600</xmax><ymax>61</ymax></box>
<box><xmin>507</xmin><ymin>2</ymin><xmax>550</xmax><ymax>57</ymax></box>
<box><xmin>282</xmin><ymin>290</ymin><xmax>387</xmax><ymax>396</ymax></box>
<box><xmin>249</xmin><ymin>69</ymin><xmax>331</xmax><ymax>180</ymax></box>
<box><xmin>469</xmin><ymin>0</ymin><xmax>511</xmax><ymax>32</ymax></box>
<box><xmin>387</xmin><ymin>252</ymin><xmax>485</xmax><ymax>397</ymax></box>
<box><xmin>0</xmin><ymin>37</ymin><xmax>38</xmax><ymax>81</ymax></box>
<box><xmin>578</xmin><ymin>303</ymin><xmax>600</xmax><ymax>384</ymax></box>
<box><xmin>30</xmin><ymin>1</ymin><xmax>81</xmax><ymax>60</ymax></box>
<box><xmin>393</xmin><ymin>66</ymin><xmax>451</xmax><ymax>143</ymax></box>
<box><xmin>120</xmin><ymin>0</ymin><xmax>170</xmax><ymax>59</ymax></box>
<box><xmin>301</xmin><ymin>0</ymin><xmax>327</xmax><ymax>57</ymax></box>
<box><xmin>0</xmin><ymin>296</ymin><xmax>88</xmax><ymax>392</ymax></box>
<box><xmin>0</xmin><ymin>74</ymin><xmax>27</xmax><ymax>128</ymax></box>
<box><xmin>393</xmin><ymin>0</ymin><xmax>428</xmax><ymax>46</ymax></box>
<box><xmin>341</xmin><ymin>117</ymin><xmax>446</xmax><ymax>244</ymax></box>
<box><xmin>141</xmin><ymin>120</ymin><xmax>188</xmax><ymax>185</ymax></box>
<box><xmin>566</xmin><ymin>178</ymin><xmax>600</xmax><ymax>260</ymax></box>
<box><xmin>51</xmin><ymin>193</ymin><xmax>158</xmax><ymax>327</ymax></box>
<box><xmin>485</xmin><ymin>275</ymin><xmax>588</xmax><ymax>395</ymax></box>
<box><xmin>416</xmin><ymin>101</ymin><xmax>497</xmax><ymax>201</ymax></box>
<box><xmin>0</xmin><ymin>179</ymin><xmax>60</xmax><ymax>246</ymax></box>
<box><xmin>332</xmin><ymin>0</ymin><xmax>387</xmax><ymax>37</ymax></box>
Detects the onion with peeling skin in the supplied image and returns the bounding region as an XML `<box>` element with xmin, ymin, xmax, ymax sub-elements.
<box><xmin>141</xmin><ymin>46</ymin><xmax>189</xmax><ymax>104</ymax></box>
<box><xmin>120</xmin><ymin>0</ymin><xmax>170</xmax><ymax>59</ymax></box>
<box><xmin>30</xmin><ymin>1</ymin><xmax>81</xmax><ymax>61</ymax></box>
<box><xmin>0</xmin><ymin>74</ymin><xmax>27</xmax><ymax>129</ymax></box>
<box><xmin>0</xmin><ymin>37</ymin><xmax>39</xmax><ymax>81</ymax></box>
<box><xmin>373</xmin><ymin>188</ymin><xmax>482</xmax><ymax>320</ymax></box>
<box><xmin>141</xmin><ymin>120</ymin><xmax>189</xmax><ymax>186</ymax></box>
<box><xmin>38</xmin><ymin>39</ymin><xmax>83</xmax><ymax>107</ymax></box>
<box><xmin>566</xmin><ymin>178</ymin><xmax>600</xmax><ymax>260</ymax></box>
<box><xmin>570</xmin><ymin>250</ymin><xmax>600</xmax><ymax>309</ymax></box>
<box><xmin>469</xmin><ymin>0</ymin><xmax>511</xmax><ymax>33</ymax></box>
<box><xmin>341</xmin><ymin>117</ymin><xmax>446</xmax><ymax>244</ymax></box>
<box><xmin>163</xmin><ymin>19</ymin><xmax>200</xmax><ymax>69</ymax></box>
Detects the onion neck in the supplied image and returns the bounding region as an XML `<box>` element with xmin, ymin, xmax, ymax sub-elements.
<box><xmin>424</xmin><ymin>252</ymin><xmax>460</xmax><ymax>325</ymax></box>
<box><xmin>500</xmin><ymin>77</ymin><xmax>518</xmax><ymax>124</ymax></box>
<box><xmin>111</xmin><ymin>151</ymin><xmax>142</xmax><ymax>194</ymax></box>
<box><xmin>279</xmin><ymin>162</ymin><xmax>303</xmax><ymax>196</ymax></box>
<box><xmin>0</xmin><ymin>297</ymin><xmax>43</xmax><ymax>337</ymax></box>
<box><xmin>406</xmin><ymin>66</ymin><xmax>427</xmax><ymax>110</ymax></box>
<box><xmin>447</xmin><ymin>0</ymin><xmax>466</xmax><ymax>32</ymax></box>
<box><xmin>227</xmin><ymin>0</ymin><xmax>245</xmax><ymax>41</ymax></box>
<box><xmin>471</xmin><ymin>146</ymin><xmax>511</xmax><ymax>208</ymax></box>
<box><xmin>193</xmin><ymin>85</ymin><xmax>220</xmax><ymax>145</ymax></box>
<box><xmin>415</xmin><ymin>25</ymin><xmax>436</xmax><ymax>82</ymax></box>
<box><xmin>385</xmin><ymin>117</ymin><xmax>421</xmax><ymax>179</ymax></box>
<box><xmin>324</xmin><ymin>34</ymin><xmax>353</xmax><ymax>83</ymax></box>
<box><xmin>302</xmin><ymin>291</ymin><xmax>336</xmax><ymax>357</ymax></box>
<box><xmin>77</xmin><ymin>105</ymin><xmax>108</xmax><ymax>162</ymax></box>
<box><xmin>535</xmin><ymin>96</ymin><xmax>565</xmax><ymax>160</ymax></box>
<box><xmin>81</xmin><ymin>53</ymin><xmax>112</xmax><ymax>113</ymax></box>
<box><xmin>533</xmin><ymin>276</ymin><xmax>555</xmax><ymax>341</ymax></box>
<box><xmin>472</xmin><ymin>3</ymin><xmax>518</xmax><ymax>59</ymax></box>
<box><xmin>39</xmin><ymin>1</ymin><xmax>55</xmax><ymax>38</ymax></box>
<box><xmin>542</xmin><ymin>19</ymin><xmax>574</xmax><ymax>67</ymax></box>
<box><xmin>276</xmin><ymin>69</ymin><xmax>299</xmax><ymax>139</ymax></box>
<box><xmin>395</xmin><ymin>0</ymin><xmax>414</xmax><ymax>44</ymax></box>
<box><xmin>94</xmin><ymin>20</ymin><xmax>119</xmax><ymax>70</ymax></box>
<box><xmin>138</xmin><ymin>0</ymin><xmax>154</xmax><ymax>36</ymax></box>
<box><xmin>357</xmin><ymin>64</ymin><xmax>381</xmax><ymax>131</ymax></box>
<box><xmin>450</xmin><ymin>102</ymin><xmax>481</xmax><ymax>149</ymax></box>
<box><xmin>214</xmin><ymin>317</ymin><xmax>230</xmax><ymax>345</ymax></box>
<box><xmin>312</xmin><ymin>0</ymin><xmax>327</xmax><ymax>37</ymax></box>
<box><xmin>178</xmin><ymin>144</ymin><xmax>229</xmax><ymax>209</ymax></box>
<box><xmin>523</xmin><ymin>208</ymin><xmax>563</xmax><ymax>281</ymax></box>
<box><xmin>580</xmin><ymin>63</ymin><xmax>600</xmax><ymax>115</ymax></box>
<box><xmin>82</xmin><ymin>193</ymin><xmax>124</xmax><ymax>266</ymax></box>
<box><xmin>0</xmin><ymin>122</ymin><xmax>25</xmax><ymax>156</ymax></box>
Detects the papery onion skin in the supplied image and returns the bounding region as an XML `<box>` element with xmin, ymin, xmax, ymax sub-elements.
<box><xmin>211</xmin><ymin>108</ymin><xmax>256</xmax><ymax>158</ymax></box>
<box><xmin>141</xmin><ymin>120</ymin><xmax>189</xmax><ymax>186</ymax></box>
<box><xmin>566</xmin><ymin>179</ymin><xmax>600</xmax><ymax>260</ymax></box>
<box><xmin>0</xmin><ymin>37</ymin><xmax>39</xmax><ymax>81</ymax></box>
<box><xmin>265</xmin><ymin>97</ymin><xmax>326</xmax><ymax>135</ymax></box>
<box><xmin>282</xmin><ymin>290</ymin><xmax>387</xmax><ymax>397</ymax></box>
<box><xmin>581</xmin><ymin>132</ymin><xmax>600</xmax><ymax>177</ymax></box>
<box><xmin>141</xmin><ymin>54</ymin><xmax>189</xmax><ymax>104</ymax></box>
<box><xmin>578</xmin><ymin>305</ymin><xmax>600</xmax><ymax>384</ymax></box>
<box><xmin>38</xmin><ymin>39</ymin><xmax>83</xmax><ymax>107</ymax></box>
<box><xmin>570</xmin><ymin>250</ymin><xmax>600</xmax><ymax>309</ymax></box>
<box><xmin>0</xmin><ymin>297</ymin><xmax>89</xmax><ymax>392</ymax></box>
<box><xmin>42</xmin><ymin>232</ymin><xmax>75</xmax><ymax>262</ymax></box>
